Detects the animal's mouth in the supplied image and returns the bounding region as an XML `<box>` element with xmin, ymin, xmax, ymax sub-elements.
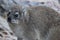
<box><xmin>11</xmin><ymin>19</ymin><xmax>19</xmax><ymax>24</ymax></box>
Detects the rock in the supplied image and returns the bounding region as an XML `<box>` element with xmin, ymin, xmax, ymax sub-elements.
<box><xmin>0</xmin><ymin>16</ymin><xmax>17</xmax><ymax>40</ymax></box>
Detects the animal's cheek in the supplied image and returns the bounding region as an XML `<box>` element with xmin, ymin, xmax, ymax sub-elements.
<box><xmin>11</xmin><ymin>19</ymin><xmax>19</xmax><ymax>24</ymax></box>
<box><xmin>7</xmin><ymin>17</ymin><xmax>11</xmax><ymax>23</ymax></box>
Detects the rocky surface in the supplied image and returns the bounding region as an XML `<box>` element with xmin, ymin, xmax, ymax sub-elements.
<box><xmin>0</xmin><ymin>0</ymin><xmax>60</xmax><ymax>12</ymax></box>
<box><xmin>0</xmin><ymin>16</ymin><xmax>17</xmax><ymax>40</ymax></box>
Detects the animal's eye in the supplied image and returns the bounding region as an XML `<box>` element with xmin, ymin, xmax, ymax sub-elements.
<box><xmin>14</xmin><ymin>14</ymin><xmax>18</xmax><ymax>17</ymax></box>
<box><xmin>14</xmin><ymin>12</ymin><xmax>19</xmax><ymax>17</ymax></box>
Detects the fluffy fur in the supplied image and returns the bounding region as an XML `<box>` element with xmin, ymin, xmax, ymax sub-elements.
<box><xmin>7</xmin><ymin>6</ymin><xmax>60</xmax><ymax>40</ymax></box>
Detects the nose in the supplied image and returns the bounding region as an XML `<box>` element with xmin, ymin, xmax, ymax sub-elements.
<box><xmin>7</xmin><ymin>17</ymin><xmax>11</xmax><ymax>22</ymax></box>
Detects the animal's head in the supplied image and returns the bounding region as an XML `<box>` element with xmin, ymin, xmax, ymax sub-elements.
<box><xmin>7</xmin><ymin>5</ymin><xmax>29</xmax><ymax>24</ymax></box>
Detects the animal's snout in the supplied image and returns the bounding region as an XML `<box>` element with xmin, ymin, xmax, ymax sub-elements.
<box><xmin>7</xmin><ymin>17</ymin><xmax>11</xmax><ymax>22</ymax></box>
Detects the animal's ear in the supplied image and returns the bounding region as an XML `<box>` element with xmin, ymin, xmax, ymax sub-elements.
<box><xmin>22</xmin><ymin>8</ymin><xmax>29</xmax><ymax>23</ymax></box>
<box><xmin>7</xmin><ymin>10</ymin><xmax>11</xmax><ymax>16</ymax></box>
<box><xmin>25</xmin><ymin>10</ymin><xmax>29</xmax><ymax>23</ymax></box>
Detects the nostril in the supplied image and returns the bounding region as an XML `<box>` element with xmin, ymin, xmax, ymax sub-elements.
<box><xmin>7</xmin><ymin>17</ymin><xmax>11</xmax><ymax>22</ymax></box>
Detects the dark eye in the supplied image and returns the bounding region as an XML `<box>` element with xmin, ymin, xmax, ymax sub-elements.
<box><xmin>14</xmin><ymin>12</ymin><xmax>19</xmax><ymax>18</ymax></box>
<box><xmin>14</xmin><ymin>14</ymin><xmax>18</xmax><ymax>17</ymax></box>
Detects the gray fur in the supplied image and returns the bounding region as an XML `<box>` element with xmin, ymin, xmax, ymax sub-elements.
<box><xmin>7</xmin><ymin>6</ymin><xmax>60</xmax><ymax>40</ymax></box>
